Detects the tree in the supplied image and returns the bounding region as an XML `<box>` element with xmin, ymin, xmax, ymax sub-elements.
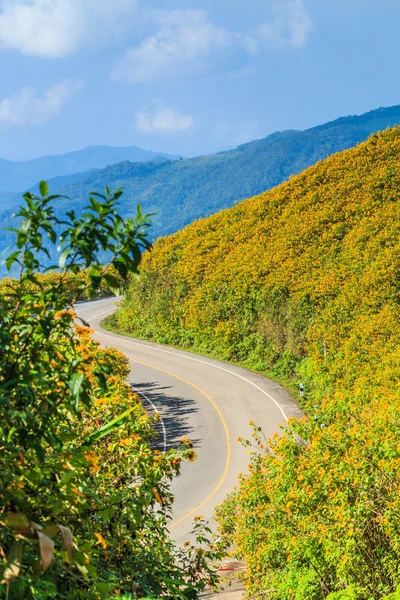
<box><xmin>0</xmin><ymin>184</ymin><xmax>219</xmax><ymax>599</ymax></box>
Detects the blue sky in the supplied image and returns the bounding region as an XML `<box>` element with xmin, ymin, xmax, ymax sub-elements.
<box><xmin>1</xmin><ymin>0</ymin><xmax>400</xmax><ymax>160</ymax></box>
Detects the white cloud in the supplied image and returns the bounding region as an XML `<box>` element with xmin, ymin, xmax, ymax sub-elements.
<box><xmin>0</xmin><ymin>79</ymin><xmax>84</xmax><ymax>126</ymax></box>
<box><xmin>136</xmin><ymin>101</ymin><xmax>193</xmax><ymax>134</ymax></box>
<box><xmin>245</xmin><ymin>0</ymin><xmax>315</xmax><ymax>52</ymax></box>
<box><xmin>113</xmin><ymin>9</ymin><xmax>233</xmax><ymax>83</ymax></box>
<box><xmin>114</xmin><ymin>2</ymin><xmax>314</xmax><ymax>83</ymax></box>
<box><xmin>0</xmin><ymin>0</ymin><xmax>139</xmax><ymax>57</ymax></box>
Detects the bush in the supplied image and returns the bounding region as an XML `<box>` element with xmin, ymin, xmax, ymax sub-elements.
<box><xmin>0</xmin><ymin>184</ymin><xmax>220</xmax><ymax>599</ymax></box>
<box><xmin>0</xmin><ymin>265</ymin><xmax>126</xmax><ymax>304</ymax></box>
<box><xmin>108</xmin><ymin>128</ymin><xmax>400</xmax><ymax>597</ymax></box>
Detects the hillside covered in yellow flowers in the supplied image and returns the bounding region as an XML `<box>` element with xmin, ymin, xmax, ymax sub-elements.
<box><xmin>109</xmin><ymin>128</ymin><xmax>400</xmax><ymax>598</ymax></box>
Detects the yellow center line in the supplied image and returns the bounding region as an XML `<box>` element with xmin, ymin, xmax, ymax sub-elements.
<box><xmin>128</xmin><ymin>358</ymin><xmax>231</xmax><ymax>529</ymax></box>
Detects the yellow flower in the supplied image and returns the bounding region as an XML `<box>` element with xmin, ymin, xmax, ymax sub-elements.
<box><xmin>95</xmin><ymin>533</ymin><xmax>107</xmax><ymax>549</ymax></box>
<box><xmin>94</xmin><ymin>398</ymin><xmax>108</xmax><ymax>406</ymax></box>
<box><xmin>152</xmin><ymin>487</ymin><xmax>163</xmax><ymax>505</ymax></box>
<box><xmin>180</xmin><ymin>437</ymin><xmax>193</xmax><ymax>448</ymax></box>
<box><xmin>186</xmin><ymin>450</ymin><xmax>197</xmax><ymax>462</ymax></box>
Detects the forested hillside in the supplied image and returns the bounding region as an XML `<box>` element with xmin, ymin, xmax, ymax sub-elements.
<box><xmin>26</xmin><ymin>105</ymin><xmax>400</xmax><ymax>238</ymax></box>
<box><xmin>1</xmin><ymin>105</ymin><xmax>400</xmax><ymax>272</ymax></box>
<box><xmin>108</xmin><ymin>128</ymin><xmax>400</xmax><ymax>598</ymax></box>
<box><xmin>0</xmin><ymin>144</ymin><xmax>177</xmax><ymax>193</ymax></box>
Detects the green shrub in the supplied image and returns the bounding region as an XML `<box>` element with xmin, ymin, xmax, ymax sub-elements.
<box><xmin>0</xmin><ymin>184</ymin><xmax>220</xmax><ymax>599</ymax></box>
<box><xmin>108</xmin><ymin>129</ymin><xmax>400</xmax><ymax>598</ymax></box>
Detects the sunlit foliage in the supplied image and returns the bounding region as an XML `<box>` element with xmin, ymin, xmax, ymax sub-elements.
<box><xmin>0</xmin><ymin>185</ymin><xmax>219</xmax><ymax>599</ymax></box>
<box><xmin>0</xmin><ymin>266</ymin><xmax>125</xmax><ymax>303</ymax></box>
<box><xmin>3</xmin><ymin>104</ymin><xmax>400</xmax><ymax>274</ymax></box>
<box><xmin>111</xmin><ymin>128</ymin><xmax>400</xmax><ymax>598</ymax></box>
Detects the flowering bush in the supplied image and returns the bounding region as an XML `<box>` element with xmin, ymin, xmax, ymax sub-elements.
<box><xmin>0</xmin><ymin>184</ymin><xmax>220</xmax><ymax>599</ymax></box>
<box><xmin>0</xmin><ymin>265</ymin><xmax>125</xmax><ymax>304</ymax></box>
<box><xmin>110</xmin><ymin>128</ymin><xmax>400</xmax><ymax>597</ymax></box>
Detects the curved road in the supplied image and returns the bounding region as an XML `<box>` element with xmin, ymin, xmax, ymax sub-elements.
<box><xmin>76</xmin><ymin>298</ymin><xmax>302</xmax><ymax>544</ymax></box>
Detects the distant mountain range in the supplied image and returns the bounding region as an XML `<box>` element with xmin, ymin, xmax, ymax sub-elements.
<box><xmin>1</xmin><ymin>104</ymin><xmax>400</xmax><ymax>272</ymax></box>
<box><xmin>0</xmin><ymin>145</ymin><xmax>179</xmax><ymax>193</ymax></box>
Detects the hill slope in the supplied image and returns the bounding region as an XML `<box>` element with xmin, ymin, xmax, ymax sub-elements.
<box><xmin>13</xmin><ymin>105</ymin><xmax>400</xmax><ymax>228</ymax></box>
<box><xmin>109</xmin><ymin>128</ymin><xmax>400</xmax><ymax>597</ymax></box>
<box><xmin>2</xmin><ymin>104</ymin><xmax>400</xmax><ymax>271</ymax></box>
<box><xmin>0</xmin><ymin>144</ymin><xmax>178</xmax><ymax>192</ymax></box>
<box><xmin>38</xmin><ymin>105</ymin><xmax>400</xmax><ymax>230</ymax></box>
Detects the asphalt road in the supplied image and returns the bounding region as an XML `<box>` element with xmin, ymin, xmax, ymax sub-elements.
<box><xmin>75</xmin><ymin>297</ymin><xmax>302</xmax><ymax>544</ymax></box>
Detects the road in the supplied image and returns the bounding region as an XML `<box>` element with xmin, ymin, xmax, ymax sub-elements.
<box><xmin>75</xmin><ymin>297</ymin><xmax>302</xmax><ymax>544</ymax></box>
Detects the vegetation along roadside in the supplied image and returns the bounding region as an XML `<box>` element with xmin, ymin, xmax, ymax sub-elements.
<box><xmin>106</xmin><ymin>128</ymin><xmax>400</xmax><ymax>599</ymax></box>
<box><xmin>0</xmin><ymin>184</ymin><xmax>222</xmax><ymax>600</ymax></box>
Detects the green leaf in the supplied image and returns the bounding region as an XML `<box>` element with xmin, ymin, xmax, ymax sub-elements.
<box><xmin>89</xmin><ymin>192</ymin><xmax>107</xmax><ymax>201</ymax></box>
<box><xmin>1</xmin><ymin>540</ymin><xmax>23</xmax><ymax>584</ymax></box>
<box><xmin>33</xmin><ymin>443</ymin><xmax>45</xmax><ymax>462</ymax></box>
<box><xmin>39</xmin><ymin>180</ymin><xmax>49</xmax><ymax>198</ymax></box>
<box><xmin>46</xmin><ymin>228</ymin><xmax>57</xmax><ymax>244</ymax></box>
<box><xmin>113</xmin><ymin>257</ymin><xmax>128</xmax><ymax>279</ymax></box>
<box><xmin>88</xmin><ymin>264</ymin><xmax>101</xmax><ymax>278</ymax></box>
<box><xmin>23</xmin><ymin>192</ymin><xmax>36</xmax><ymax>201</ymax></box>
<box><xmin>2</xmin><ymin>513</ymin><xmax>30</xmax><ymax>529</ymax></box>
<box><xmin>41</xmin><ymin>524</ymin><xmax>59</xmax><ymax>539</ymax></box>
<box><xmin>20</xmin><ymin>218</ymin><xmax>31</xmax><ymax>235</ymax></box>
<box><xmin>69</xmin><ymin>373</ymin><xmax>84</xmax><ymax>401</ymax></box>
<box><xmin>103</xmin><ymin>273</ymin><xmax>122</xmax><ymax>296</ymax></box>
<box><xmin>5</xmin><ymin>251</ymin><xmax>20</xmax><ymax>272</ymax></box>
<box><xmin>59</xmin><ymin>247</ymin><xmax>71</xmax><ymax>269</ymax></box>
<box><xmin>83</xmin><ymin>406</ymin><xmax>136</xmax><ymax>445</ymax></box>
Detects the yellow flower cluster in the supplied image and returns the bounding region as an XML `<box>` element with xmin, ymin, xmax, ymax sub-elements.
<box><xmin>113</xmin><ymin>127</ymin><xmax>400</xmax><ymax>596</ymax></box>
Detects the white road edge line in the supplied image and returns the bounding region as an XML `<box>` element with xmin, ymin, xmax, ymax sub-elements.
<box><xmin>78</xmin><ymin>306</ymin><xmax>169</xmax><ymax>452</ymax></box>
<box><xmin>85</xmin><ymin>305</ymin><xmax>290</xmax><ymax>423</ymax></box>
<box><xmin>131</xmin><ymin>385</ymin><xmax>168</xmax><ymax>454</ymax></box>
<box><xmin>82</xmin><ymin>307</ymin><xmax>118</xmax><ymax>320</ymax></box>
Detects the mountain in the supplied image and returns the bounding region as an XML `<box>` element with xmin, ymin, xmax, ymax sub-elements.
<box><xmin>0</xmin><ymin>145</ymin><xmax>179</xmax><ymax>193</ymax></box>
<box><xmin>2</xmin><ymin>170</ymin><xmax>99</xmax><ymax>207</ymax></box>
<box><xmin>1</xmin><ymin>104</ymin><xmax>400</xmax><ymax>270</ymax></box>
<box><xmin>0</xmin><ymin>158</ymin><xmax>36</xmax><ymax>193</ymax></box>
<box><xmin>0</xmin><ymin>190</ymin><xmax>11</xmax><ymax>204</ymax></box>
<box><xmin>109</xmin><ymin>127</ymin><xmax>400</xmax><ymax>598</ymax></box>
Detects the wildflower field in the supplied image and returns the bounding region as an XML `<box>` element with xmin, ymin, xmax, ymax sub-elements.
<box><xmin>0</xmin><ymin>265</ymin><xmax>124</xmax><ymax>303</ymax></box>
<box><xmin>109</xmin><ymin>128</ymin><xmax>400</xmax><ymax>598</ymax></box>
